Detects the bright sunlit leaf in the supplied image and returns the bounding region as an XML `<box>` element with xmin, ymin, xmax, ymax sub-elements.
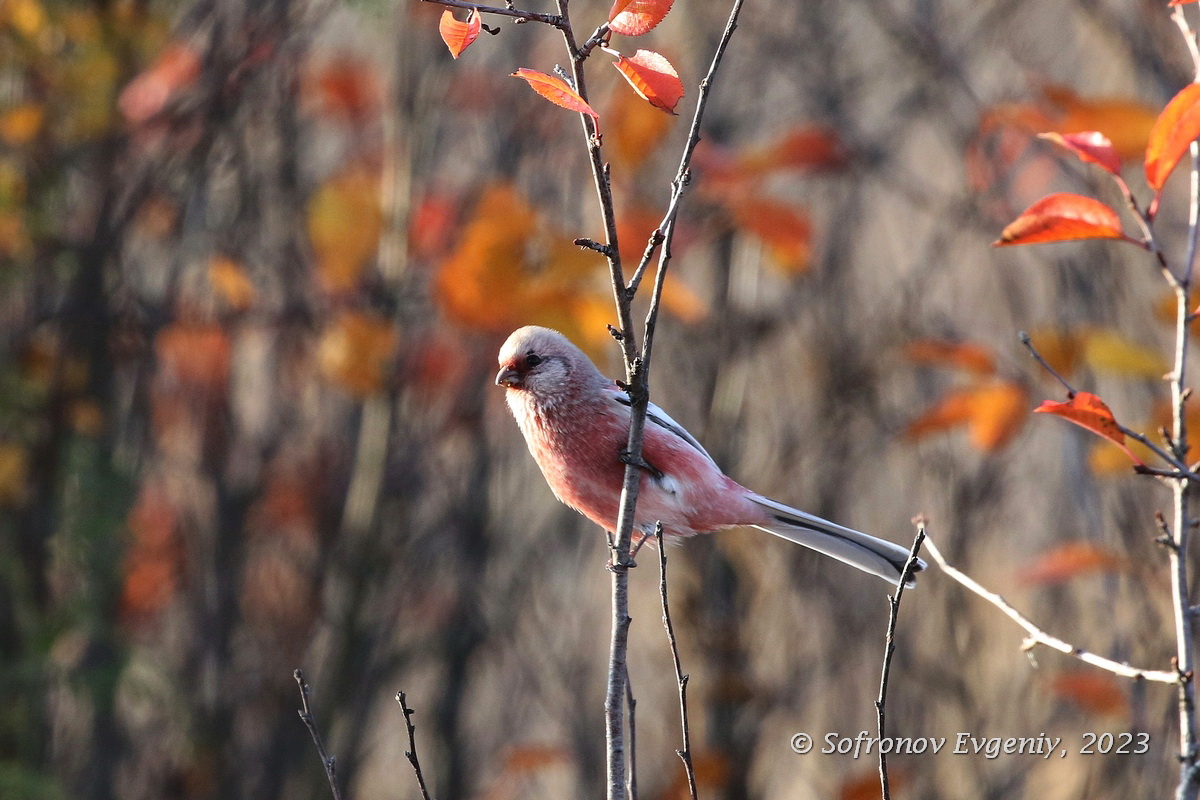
<box><xmin>608</xmin><ymin>86</ymin><xmax>673</xmax><ymax>169</ymax></box>
<box><xmin>608</xmin><ymin>0</ymin><xmax>674</xmax><ymax>36</ymax></box>
<box><xmin>511</xmin><ymin>69</ymin><xmax>599</xmax><ymax>120</ymax></box>
<box><xmin>903</xmin><ymin>339</ymin><xmax>997</xmax><ymax>375</ymax></box>
<box><xmin>994</xmin><ymin>193</ymin><xmax>1128</xmax><ymax>246</ymax></box>
<box><xmin>439</xmin><ymin>9</ymin><xmax>481</xmax><ymax>59</ymax></box>
<box><xmin>1018</xmin><ymin>541</ymin><xmax>1128</xmax><ymax>585</ymax></box>
<box><xmin>1037</xmin><ymin>131</ymin><xmax>1121</xmax><ymax>175</ymax></box>
<box><xmin>1034</xmin><ymin>391</ymin><xmax>1143</xmax><ymax>465</ymax></box>
<box><xmin>1145</xmin><ymin>83</ymin><xmax>1200</xmax><ymax>191</ymax></box>
<box><xmin>611</xmin><ymin>49</ymin><xmax>683</xmax><ymax>114</ymax></box>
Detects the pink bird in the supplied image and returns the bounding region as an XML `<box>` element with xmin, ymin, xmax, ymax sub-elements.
<box><xmin>496</xmin><ymin>326</ymin><xmax>925</xmax><ymax>585</ymax></box>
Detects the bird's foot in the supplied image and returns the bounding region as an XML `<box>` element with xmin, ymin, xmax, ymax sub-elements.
<box><xmin>619</xmin><ymin>449</ymin><xmax>664</xmax><ymax>481</ymax></box>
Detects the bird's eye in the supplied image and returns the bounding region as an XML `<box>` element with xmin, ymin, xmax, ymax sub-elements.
<box><xmin>525</xmin><ymin>353</ymin><xmax>543</xmax><ymax>368</ymax></box>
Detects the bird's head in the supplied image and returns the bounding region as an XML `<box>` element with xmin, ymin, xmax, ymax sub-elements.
<box><xmin>496</xmin><ymin>326</ymin><xmax>593</xmax><ymax>403</ymax></box>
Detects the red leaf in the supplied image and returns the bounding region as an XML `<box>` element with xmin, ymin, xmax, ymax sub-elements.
<box><xmin>1051</xmin><ymin>672</ymin><xmax>1128</xmax><ymax>717</ymax></box>
<box><xmin>439</xmin><ymin>9</ymin><xmax>481</xmax><ymax>59</ymax></box>
<box><xmin>608</xmin><ymin>0</ymin><xmax>674</xmax><ymax>36</ymax></box>
<box><xmin>1146</xmin><ymin>83</ymin><xmax>1200</xmax><ymax>191</ymax></box>
<box><xmin>511</xmin><ymin>69</ymin><xmax>599</xmax><ymax>120</ymax></box>
<box><xmin>1038</xmin><ymin>131</ymin><xmax>1121</xmax><ymax>175</ymax></box>
<box><xmin>1034</xmin><ymin>391</ymin><xmax>1144</xmax><ymax>465</ymax></box>
<box><xmin>1170</xmin><ymin>0</ymin><xmax>1199</xmax><ymax>5</ymax></box>
<box><xmin>994</xmin><ymin>193</ymin><xmax>1128</xmax><ymax>246</ymax></box>
<box><xmin>612</xmin><ymin>50</ymin><xmax>683</xmax><ymax>114</ymax></box>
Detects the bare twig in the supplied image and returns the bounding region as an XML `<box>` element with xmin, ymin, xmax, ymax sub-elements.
<box><xmin>419</xmin><ymin>0</ymin><xmax>563</xmax><ymax>27</ymax></box>
<box><xmin>656</xmin><ymin>523</ymin><xmax>697</xmax><ymax>800</ymax></box>
<box><xmin>922</xmin><ymin>538</ymin><xmax>1176</xmax><ymax>683</ymax></box>
<box><xmin>875</xmin><ymin>521</ymin><xmax>927</xmax><ymax>800</ymax></box>
<box><xmin>1017</xmin><ymin>330</ymin><xmax>1075</xmax><ymax>397</ymax></box>
<box><xmin>293</xmin><ymin>669</ymin><xmax>344</xmax><ymax>800</ymax></box>
<box><xmin>397</xmin><ymin>692</ymin><xmax>435</xmax><ymax>800</ymax></box>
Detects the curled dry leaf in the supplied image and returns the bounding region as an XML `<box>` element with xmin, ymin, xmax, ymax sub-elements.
<box><xmin>608</xmin><ymin>0</ymin><xmax>674</xmax><ymax>36</ymax></box>
<box><xmin>994</xmin><ymin>193</ymin><xmax>1128</xmax><ymax>246</ymax></box>
<box><xmin>439</xmin><ymin>8</ymin><xmax>481</xmax><ymax>60</ymax></box>
<box><xmin>903</xmin><ymin>339</ymin><xmax>997</xmax><ymax>375</ymax></box>
<box><xmin>1037</xmin><ymin>131</ymin><xmax>1121</xmax><ymax>175</ymax></box>
<box><xmin>1145</xmin><ymin>83</ymin><xmax>1200</xmax><ymax>191</ymax></box>
<box><xmin>1018</xmin><ymin>541</ymin><xmax>1128</xmax><ymax>585</ymax></box>
<box><xmin>1033</xmin><ymin>391</ymin><xmax>1144</xmax><ymax>465</ymax></box>
<box><xmin>612</xmin><ymin>49</ymin><xmax>683</xmax><ymax>114</ymax></box>
<box><xmin>511</xmin><ymin>68</ymin><xmax>599</xmax><ymax>120</ymax></box>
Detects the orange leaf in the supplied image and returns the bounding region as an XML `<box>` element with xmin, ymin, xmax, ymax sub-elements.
<box><xmin>728</xmin><ymin>197</ymin><xmax>812</xmax><ymax>274</ymax></box>
<box><xmin>304</xmin><ymin>56</ymin><xmax>382</xmax><ymax>122</ymax></box>
<box><xmin>608</xmin><ymin>0</ymin><xmax>673</xmax><ymax>36</ymax></box>
<box><xmin>1146</xmin><ymin>83</ymin><xmax>1200</xmax><ymax>191</ymax></box>
<box><xmin>743</xmin><ymin>125</ymin><xmax>848</xmax><ymax>173</ymax></box>
<box><xmin>660</xmin><ymin>275</ymin><xmax>708</xmax><ymax>324</ymax></box>
<box><xmin>1034</xmin><ymin>391</ymin><xmax>1144</xmax><ymax>465</ymax></box>
<box><xmin>208</xmin><ymin>256</ymin><xmax>257</xmax><ymax>310</ymax></box>
<box><xmin>317</xmin><ymin>311</ymin><xmax>399</xmax><ymax>397</ymax></box>
<box><xmin>1038</xmin><ymin>131</ymin><xmax>1120</xmax><ymax>175</ymax></box>
<box><xmin>612</xmin><ymin>50</ymin><xmax>683</xmax><ymax>114</ymax></box>
<box><xmin>905</xmin><ymin>382</ymin><xmax>1029</xmax><ymax>451</ymax></box>
<box><xmin>903</xmin><ymin>339</ymin><xmax>996</xmax><ymax>375</ymax></box>
<box><xmin>1018</xmin><ymin>541</ymin><xmax>1128</xmax><ymax>585</ymax></box>
<box><xmin>1026</xmin><ymin>328</ymin><xmax>1084</xmax><ymax>378</ymax></box>
<box><xmin>511</xmin><ymin>69</ymin><xmax>598</xmax><ymax>120</ymax></box>
<box><xmin>608</xmin><ymin>86</ymin><xmax>673</xmax><ymax>169</ymax></box>
<box><xmin>1090</xmin><ymin>438</ymin><xmax>1157</xmax><ymax>477</ymax></box>
<box><xmin>840</xmin><ymin>768</ymin><xmax>909</xmax><ymax>800</ymax></box>
<box><xmin>0</xmin><ymin>103</ymin><xmax>43</xmax><ymax>145</ymax></box>
<box><xmin>1051</xmin><ymin>671</ymin><xmax>1128</xmax><ymax>717</ymax></box>
<box><xmin>1170</xmin><ymin>0</ymin><xmax>1199</xmax><ymax>5</ymax></box>
<box><xmin>994</xmin><ymin>193</ymin><xmax>1128</xmax><ymax>246</ymax></box>
<box><xmin>439</xmin><ymin>9</ymin><xmax>481</xmax><ymax>59</ymax></box>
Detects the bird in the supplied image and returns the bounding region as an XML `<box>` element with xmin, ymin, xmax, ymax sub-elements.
<box><xmin>495</xmin><ymin>325</ymin><xmax>925</xmax><ymax>586</ymax></box>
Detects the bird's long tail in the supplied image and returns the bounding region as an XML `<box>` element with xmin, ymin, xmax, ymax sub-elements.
<box><xmin>749</xmin><ymin>495</ymin><xmax>925</xmax><ymax>587</ymax></box>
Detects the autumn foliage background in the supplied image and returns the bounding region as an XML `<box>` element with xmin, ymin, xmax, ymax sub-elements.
<box><xmin>2</xmin><ymin>0</ymin><xmax>1199</xmax><ymax>798</ymax></box>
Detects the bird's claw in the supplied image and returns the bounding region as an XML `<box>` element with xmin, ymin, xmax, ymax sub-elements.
<box><xmin>619</xmin><ymin>449</ymin><xmax>664</xmax><ymax>481</ymax></box>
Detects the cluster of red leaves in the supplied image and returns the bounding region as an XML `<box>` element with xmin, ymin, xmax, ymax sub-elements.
<box><xmin>440</xmin><ymin>0</ymin><xmax>683</xmax><ymax>119</ymax></box>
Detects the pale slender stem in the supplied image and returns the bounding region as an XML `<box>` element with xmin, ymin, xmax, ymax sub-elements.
<box><xmin>923</xmin><ymin>538</ymin><xmax>1176</xmax><ymax>683</ymax></box>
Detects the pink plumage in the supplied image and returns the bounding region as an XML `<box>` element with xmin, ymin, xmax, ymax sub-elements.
<box><xmin>496</xmin><ymin>326</ymin><xmax>924</xmax><ymax>585</ymax></box>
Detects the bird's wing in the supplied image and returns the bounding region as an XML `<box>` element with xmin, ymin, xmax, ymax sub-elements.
<box><xmin>610</xmin><ymin>388</ymin><xmax>717</xmax><ymax>466</ymax></box>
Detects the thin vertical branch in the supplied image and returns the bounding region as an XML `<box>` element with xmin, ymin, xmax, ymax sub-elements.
<box><xmin>656</xmin><ymin>523</ymin><xmax>697</xmax><ymax>800</ymax></box>
<box><xmin>397</xmin><ymin>691</ymin><xmax>435</xmax><ymax>800</ymax></box>
<box><xmin>875</xmin><ymin>523</ymin><xmax>927</xmax><ymax>800</ymax></box>
<box><xmin>293</xmin><ymin>670</ymin><xmax>344</xmax><ymax>800</ymax></box>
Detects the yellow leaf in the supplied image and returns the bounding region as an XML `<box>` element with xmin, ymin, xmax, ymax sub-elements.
<box><xmin>3</xmin><ymin>0</ymin><xmax>46</xmax><ymax>38</ymax></box>
<box><xmin>307</xmin><ymin>166</ymin><xmax>383</xmax><ymax>294</ymax></box>
<box><xmin>1082</xmin><ymin>329</ymin><xmax>1168</xmax><ymax>379</ymax></box>
<box><xmin>0</xmin><ymin>103</ymin><xmax>43</xmax><ymax>145</ymax></box>
<box><xmin>317</xmin><ymin>311</ymin><xmax>398</xmax><ymax>396</ymax></box>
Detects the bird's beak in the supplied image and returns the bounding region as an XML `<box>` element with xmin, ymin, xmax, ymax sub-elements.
<box><xmin>495</xmin><ymin>366</ymin><xmax>522</xmax><ymax>388</ymax></box>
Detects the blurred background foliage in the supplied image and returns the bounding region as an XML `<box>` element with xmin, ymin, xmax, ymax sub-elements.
<box><xmin>1</xmin><ymin>0</ymin><xmax>1199</xmax><ymax>798</ymax></box>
